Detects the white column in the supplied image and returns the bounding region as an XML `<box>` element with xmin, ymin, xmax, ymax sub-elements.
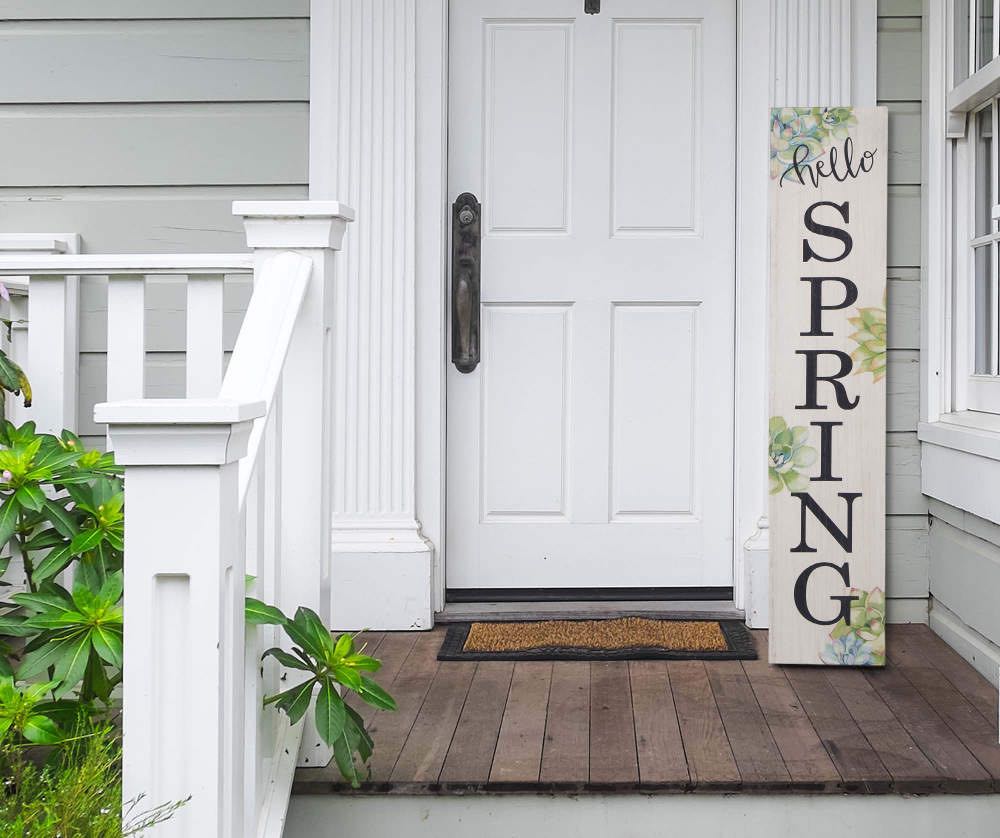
<box><xmin>309</xmin><ymin>1</ymin><xmax>433</xmax><ymax>631</ymax></box>
<box><xmin>97</xmin><ymin>399</ymin><xmax>262</xmax><ymax>838</ymax></box>
<box><xmin>233</xmin><ymin>203</ymin><xmax>351</xmax><ymax>632</ymax></box>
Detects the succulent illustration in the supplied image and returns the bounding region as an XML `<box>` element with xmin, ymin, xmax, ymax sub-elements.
<box><xmin>768</xmin><ymin>416</ymin><xmax>817</xmax><ymax>494</ymax></box>
<box><xmin>822</xmin><ymin>587</ymin><xmax>886</xmax><ymax>666</ymax></box>
<box><xmin>849</xmin><ymin>293</ymin><xmax>887</xmax><ymax>382</ymax></box>
<box><xmin>769</xmin><ymin>106</ymin><xmax>858</xmax><ymax>183</ymax></box>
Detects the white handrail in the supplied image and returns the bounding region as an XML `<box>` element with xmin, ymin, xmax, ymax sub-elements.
<box><xmin>219</xmin><ymin>251</ymin><xmax>313</xmax><ymax>506</ymax></box>
<box><xmin>0</xmin><ymin>253</ymin><xmax>253</xmax><ymax>275</ymax></box>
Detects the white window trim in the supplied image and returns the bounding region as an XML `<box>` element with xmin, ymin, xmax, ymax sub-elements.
<box><xmin>923</xmin><ymin>0</ymin><xmax>1000</xmax><ymax>524</ymax></box>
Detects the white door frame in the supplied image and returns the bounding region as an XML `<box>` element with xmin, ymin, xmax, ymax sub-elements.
<box><xmin>310</xmin><ymin>0</ymin><xmax>876</xmax><ymax>623</ymax></box>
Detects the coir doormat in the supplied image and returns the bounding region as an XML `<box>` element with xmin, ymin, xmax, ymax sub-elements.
<box><xmin>438</xmin><ymin>617</ymin><xmax>757</xmax><ymax>661</ymax></box>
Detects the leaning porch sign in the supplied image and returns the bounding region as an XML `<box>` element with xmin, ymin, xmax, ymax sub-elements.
<box><xmin>768</xmin><ymin>107</ymin><xmax>888</xmax><ymax>666</ymax></box>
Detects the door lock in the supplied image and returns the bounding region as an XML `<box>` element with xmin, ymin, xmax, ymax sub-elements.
<box><xmin>452</xmin><ymin>193</ymin><xmax>481</xmax><ymax>373</ymax></box>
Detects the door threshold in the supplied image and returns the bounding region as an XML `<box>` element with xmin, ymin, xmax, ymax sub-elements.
<box><xmin>436</xmin><ymin>600</ymin><xmax>745</xmax><ymax>623</ymax></box>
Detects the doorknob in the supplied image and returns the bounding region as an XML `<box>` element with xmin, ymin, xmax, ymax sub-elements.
<box><xmin>452</xmin><ymin>192</ymin><xmax>481</xmax><ymax>373</ymax></box>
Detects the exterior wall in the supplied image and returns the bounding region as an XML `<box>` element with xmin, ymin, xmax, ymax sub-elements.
<box><xmin>0</xmin><ymin>2</ymin><xmax>931</xmax><ymax>615</ymax></box>
<box><xmin>878</xmin><ymin>0</ymin><xmax>929</xmax><ymax>620</ymax></box>
<box><xmin>0</xmin><ymin>1</ymin><xmax>309</xmax><ymax>448</ymax></box>
<box><xmin>926</xmin><ymin>499</ymin><xmax>1000</xmax><ymax>680</ymax></box>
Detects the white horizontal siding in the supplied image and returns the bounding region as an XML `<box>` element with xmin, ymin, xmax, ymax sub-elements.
<box><xmin>0</xmin><ymin>186</ymin><xmax>306</xmax><ymax>252</ymax></box>
<box><xmin>0</xmin><ymin>104</ymin><xmax>307</xmax><ymax>186</ymax></box>
<box><xmin>0</xmin><ymin>20</ymin><xmax>308</xmax><ymax>103</ymax></box>
<box><xmin>0</xmin><ymin>1</ymin><xmax>307</xmax><ymax>19</ymax></box>
<box><xmin>879</xmin><ymin>7</ymin><xmax>929</xmax><ymax>603</ymax></box>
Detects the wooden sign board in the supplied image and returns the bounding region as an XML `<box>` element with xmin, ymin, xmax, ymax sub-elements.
<box><xmin>768</xmin><ymin>107</ymin><xmax>888</xmax><ymax>666</ymax></box>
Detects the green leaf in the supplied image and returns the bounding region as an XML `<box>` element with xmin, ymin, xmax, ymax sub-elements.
<box><xmin>0</xmin><ymin>613</ymin><xmax>33</xmax><ymax>637</ymax></box>
<box><xmin>98</xmin><ymin>570</ymin><xmax>123</xmax><ymax>606</ymax></box>
<box><xmin>30</xmin><ymin>543</ymin><xmax>75</xmax><ymax>584</ymax></box>
<box><xmin>342</xmin><ymin>653</ymin><xmax>381</xmax><ymax>673</ymax></box>
<box><xmin>12</xmin><ymin>589</ymin><xmax>74</xmax><ymax>615</ymax></box>
<box><xmin>0</xmin><ymin>351</ymin><xmax>32</xmax><ymax>407</ymax></box>
<box><xmin>261</xmin><ymin>646</ymin><xmax>313</xmax><ymax>672</ymax></box>
<box><xmin>43</xmin><ymin>498</ymin><xmax>79</xmax><ymax>539</ymax></box>
<box><xmin>18</xmin><ymin>631</ymin><xmax>86</xmax><ymax>680</ymax></box>
<box><xmin>52</xmin><ymin>633</ymin><xmax>92</xmax><ymax>697</ymax></box>
<box><xmin>91</xmin><ymin>624</ymin><xmax>123</xmax><ymax>668</ymax></box>
<box><xmin>245</xmin><ymin>597</ymin><xmax>287</xmax><ymax>626</ymax></box>
<box><xmin>315</xmin><ymin>679</ymin><xmax>347</xmax><ymax>747</ymax></box>
<box><xmin>345</xmin><ymin>705</ymin><xmax>374</xmax><ymax>762</ymax></box>
<box><xmin>267</xmin><ymin>679</ymin><xmax>315</xmax><ymax>725</ymax></box>
<box><xmin>70</xmin><ymin>527</ymin><xmax>105</xmax><ymax>555</ymax></box>
<box><xmin>13</xmin><ymin>484</ymin><xmax>45</xmax><ymax>513</ymax></box>
<box><xmin>22</xmin><ymin>714</ymin><xmax>61</xmax><ymax>744</ymax></box>
<box><xmin>332</xmin><ymin>732</ymin><xmax>363</xmax><ymax>788</ymax></box>
<box><xmin>22</xmin><ymin>528</ymin><xmax>67</xmax><ymax>552</ymax></box>
<box><xmin>333</xmin><ymin>633</ymin><xmax>354</xmax><ymax>660</ymax></box>
<box><xmin>356</xmin><ymin>676</ymin><xmax>397</xmax><ymax>711</ymax></box>
<box><xmin>0</xmin><ymin>497</ymin><xmax>20</xmax><ymax>551</ymax></box>
<box><xmin>331</xmin><ymin>664</ymin><xmax>362</xmax><ymax>692</ymax></box>
<box><xmin>291</xmin><ymin>607</ymin><xmax>336</xmax><ymax>660</ymax></box>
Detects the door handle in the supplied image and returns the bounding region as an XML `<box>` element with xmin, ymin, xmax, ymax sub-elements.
<box><xmin>452</xmin><ymin>192</ymin><xmax>481</xmax><ymax>373</ymax></box>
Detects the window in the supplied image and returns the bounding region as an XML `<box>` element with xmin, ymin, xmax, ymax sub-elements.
<box><xmin>951</xmin><ymin>0</ymin><xmax>1000</xmax><ymax>412</ymax></box>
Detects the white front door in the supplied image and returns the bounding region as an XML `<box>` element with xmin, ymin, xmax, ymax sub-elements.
<box><xmin>446</xmin><ymin>0</ymin><xmax>736</xmax><ymax>593</ymax></box>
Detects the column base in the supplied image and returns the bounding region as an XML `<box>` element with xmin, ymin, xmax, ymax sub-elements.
<box><xmin>330</xmin><ymin>529</ymin><xmax>434</xmax><ymax>631</ymax></box>
<box><xmin>742</xmin><ymin>519</ymin><xmax>770</xmax><ymax>629</ymax></box>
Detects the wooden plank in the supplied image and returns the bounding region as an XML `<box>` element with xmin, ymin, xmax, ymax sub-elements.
<box><xmin>863</xmin><ymin>664</ymin><xmax>993</xmax><ymax>791</ymax></box>
<box><xmin>0</xmin><ymin>103</ymin><xmax>307</xmax><ymax>187</ymax></box>
<box><xmin>390</xmin><ymin>661</ymin><xmax>476</xmax><ymax>784</ymax></box>
<box><xmin>889</xmin><ymin>630</ymin><xmax>1000</xmax><ymax>783</ymax></box>
<box><xmin>667</xmin><ymin>660</ymin><xmax>739</xmax><ymax>788</ymax></box>
<box><xmin>365</xmin><ymin>631</ymin><xmax>443</xmax><ymax>782</ymax></box>
<box><xmin>784</xmin><ymin>666</ymin><xmax>892</xmax><ymax>791</ymax></box>
<box><xmin>0</xmin><ymin>20</ymin><xmax>308</xmax><ymax>103</ymax></box>
<box><xmin>742</xmin><ymin>634</ymin><xmax>840</xmax><ymax>787</ymax></box>
<box><xmin>628</xmin><ymin>661</ymin><xmax>688</xmax><ymax>786</ymax></box>
<box><xmin>589</xmin><ymin>662</ymin><xmax>638</xmax><ymax>787</ymax></box>
<box><xmin>824</xmin><ymin>667</ymin><xmax>939</xmax><ymax>791</ymax></box>
<box><xmin>0</xmin><ymin>1</ymin><xmax>309</xmax><ymax>18</ymax></box>
<box><xmin>539</xmin><ymin>662</ymin><xmax>590</xmax><ymax>785</ymax></box>
<box><xmin>440</xmin><ymin>662</ymin><xmax>514</xmax><ymax>786</ymax></box>
<box><xmin>489</xmin><ymin>662</ymin><xmax>552</xmax><ymax>785</ymax></box>
<box><xmin>886</xmin><ymin>276</ymin><xmax>920</xmax><ymax>350</ymax></box>
<box><xmin>899</xmin><ymin>624</ymin><xmax>1000</xmax><ymax>726</ymax></box>
<box><xmin>705</xmin><ymin>660</ymin><xmax>789</xmax><ymax>787</ymax></box>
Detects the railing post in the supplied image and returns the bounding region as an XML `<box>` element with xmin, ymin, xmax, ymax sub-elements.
<box><xmin>233</xmin><ymin>200</ymin><xmax>353</xmax><ymax>767</ymax></box>
<box><xmin>96</xmin><ymin>398</ymin><xmax>264</xmax><ymax>838</ymax></box>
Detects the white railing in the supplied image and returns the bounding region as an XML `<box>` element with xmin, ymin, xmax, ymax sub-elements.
<box><xmin>0</xmin><ymin>202</ymin><xmax>353</xmax><ymax>838</ymax></box>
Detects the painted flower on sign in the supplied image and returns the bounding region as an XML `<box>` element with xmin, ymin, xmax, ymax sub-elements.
<box><xmin>769</xmin><ymin>106</ymin><xmax>859</xmax><ymax>183</ymax></box>
<box><xmin>768</xmin><ymin>416</ymin><xmax>817</xmax><ymax>494</ymax></box>
<box><xmin>821</xmin><ymin>587</ymin><xmax>886</xmax><ymax>666</ymax></box>
<box><xmin>849</xmin><ymin>292</ymin><xmax>888</xmax><ymax>382</ymax></box>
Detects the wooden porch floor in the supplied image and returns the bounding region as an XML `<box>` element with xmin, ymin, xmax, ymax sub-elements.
<box><xmin>293</xmin><ymin>624</ymin><xmax>1000</xmax><ymax>795</ymax></box>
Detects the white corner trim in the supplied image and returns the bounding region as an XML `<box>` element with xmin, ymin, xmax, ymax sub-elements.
<box><xmin>929</xmin><ymin>598</ymin><xmax>1000</xmax><ymax>686</ymax></box>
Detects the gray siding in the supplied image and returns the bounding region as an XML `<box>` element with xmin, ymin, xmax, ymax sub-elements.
<box><xmin>0</xmin><ymin>1</ymin><xmax>308</xmax><ymax>448</ymax></box>
<box><xmin>878</xmin><ymin>0</ymin><xmax>930</xmax><ymax>613</ymax></box>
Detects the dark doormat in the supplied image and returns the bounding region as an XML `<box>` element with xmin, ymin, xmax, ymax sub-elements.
<box><xmin>438</xmin><ymin>617</ymin><xmax>757</xmax><ymax>661</ymax></box>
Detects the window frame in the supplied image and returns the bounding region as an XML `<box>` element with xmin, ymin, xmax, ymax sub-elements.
<box><xmin>949</xmin><ymin>0</ymin><xmax>1000</xmax><ymax>415</ymax></box>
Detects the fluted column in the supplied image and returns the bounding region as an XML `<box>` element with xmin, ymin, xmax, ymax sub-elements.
<box><xmin>311</xmin><ymin>0</ymin><xmax>432</xmax><ymax>630</ymax></box>
<box><xmin>770</xmin><ymin>0</ymin><xmax>876</xmax><ymax>107</ymax></box>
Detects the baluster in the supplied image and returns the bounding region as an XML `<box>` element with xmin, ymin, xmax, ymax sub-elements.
<box><xmin>186</xmin><ymin>273</ymin><xmax>225</xmax><ymax>398</ymax></box>
<box><xmin>106</xmin><ymin>274</ymin><xmax>145</xmax><ymax>401</ymax></box>
<box><xmin>27</xmin><ymin>273</ymin><xmax>79</xmax><ymax>434</ymax></box>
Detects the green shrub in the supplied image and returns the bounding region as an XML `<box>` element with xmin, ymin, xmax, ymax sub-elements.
<box><xmin>0</xmin><ymin>720</ymin><xmax>184</xmax><ymax>837</ymax></box>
